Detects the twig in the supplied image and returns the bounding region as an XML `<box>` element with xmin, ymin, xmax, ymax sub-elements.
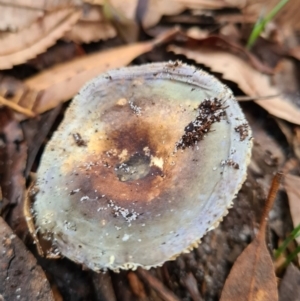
<box><xmin>0</xmin><ymin>95</ymin><xmax>35</xmax><ymax>118</ymax></box>
<box><xmin>136</xmin><ymin>268</ymin><xmax>181</xmax><ymax>301</ymax></box>
<box><xmin>235</xmin><ymin>93</ymin><xmax>281</xmax><ymax>102</ymax></box>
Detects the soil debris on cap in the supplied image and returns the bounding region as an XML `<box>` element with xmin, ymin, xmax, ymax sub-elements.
<box><xmin>235</xmin><ymin>123</ymin><xmax>249</xmax><ymax>141</ymax></box>
<box><xmin>176</xmin><ymin>98</ymin><xmax>227</xmax><ymax>150</ymax></box>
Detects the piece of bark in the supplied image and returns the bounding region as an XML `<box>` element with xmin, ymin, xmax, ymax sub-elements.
<box><xmin>0</xmin><ymin>217</ymin><xmax>54</xmax><ymax>301</ymax></box>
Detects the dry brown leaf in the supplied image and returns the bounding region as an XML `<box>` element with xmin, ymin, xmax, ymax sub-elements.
<box><xmin>284</xmin><ymin>174</ymin><xmax>300</xmax><ymax>247</ymax></box>
<box><xmin>142</xmin><ymin>0</ymin><xmax>185</xmax><ymax>28</ymax></box>
<box><xmin>221</xmin><ymin>239</ymin><xmax>278</xmax><ymax>301</ymax></box>
<box><xmin>80</xmin><ymin>3</ymin><xmax>104</xmax><ymax>21</ymax></box>
<box><xmin>78</xmin><ymin>0</ymin><xmax>139</xmax><ymax>43</ymax></box>
<box><xmin>84</xmin><ymin>0</ymin><xmax>103</xmax><ymax>5</ymax></box>
<box><xmin>186</xmin><ymin>27</ymin><xmax>210</xmax><ymax>40</ymax></box>
<box><xmin>0</xmin><ymin>5</ymin><xmax>45</xmax><ymax>31</ymax></box>
<box><xmin>288</xmin><ymin>46</ymin><xmax>300</xmax><ymax>61</ymax></box>
<box><xmin>0</xmin><ymin>0</ymin><xmax>83</xmax><ymax>31</ymax></box>
<box><xmin>220</xmin><ymin>173</ymin><xmax>282</xmax><ymax>301</ymax></box>
<box><xmin>64</xmin><ymin>20</ymin><xmax>116</xmax><ymax>43</ymax></box>
<box><xmin>63</xmin><ymin>4</ymin><xmax>116</xmax><ymax>43</ymax></box>
<box><xmin>175</xmin><ymin>0</ymin><xmax>243</xmax><ymax>10</ymax></box>
<box><xmin>279</xmin><ymin>263</ymin><xmax>300</xmax><ymax>301</ymax></box>
<box><xmin>104</xmin><ymin>0</ymin><xmax>240</xmax><ymax>30</ymax></box>
<box><xmin>102</xmin><ymin>0</ymin><xmax>139</xmax><ymax>43</ymax></box>
<box><xmin>0</xmin><ymin>0</ymin><xmax>82</xmax><ymax>10</ymax></box>
<box><xmin>109</xmin><ymin>0</ymin><xmax>138</xmax><ymax>20</ymax></box>
<box><xmin>182</xmin><ymin>35</ymin><xmax>274</xmax><ymax>74</ymax></box>
<box><xmin>21</xmin><ymin>40</ymin><xmax>156</xmax><ymax>115</ymax></box>
<box><xmin>293</xmin><ymin>127</ymin><xmax>300</xmax><ymax>161</ymax></box>
<box><xmin>0</xmin><ymin>217</ymin><xmax>54</xmax><ymax>301</ymax></box>
<box><xmin>243</xmin><ymin>0</ymin><xmax>300</xmax><ymax>30</ymax></box>
<box><xmin>0</xmin><ymin>8</ymin><xmax>81</xmax><ymax>69</ymax></box>
<box><xmin>168</xmin><ymin>45</ymin><xmax>300</xmax><ymax>125</ymax></box>
<box><xmin>202</xmin><ymin>0</ymin><xmax>300</xmax><ymax>29</ymax></box>
<box><xmin>0</xmin><ymin>28</ymin><xmax>178</xmax><ymax>118</ymax></box>
<box><xmin>7</xmin><ymin>28</ymin><xmax>177</xmax><ymax>118</ymax></box>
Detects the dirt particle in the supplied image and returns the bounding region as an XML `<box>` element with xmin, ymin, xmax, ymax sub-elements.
<box><xmin>235</xmin><ymin>123</ymin><xmax>249</xmax><ymax>141</ymax></box>
<box><xmin>70</xmin><ymin>188</ymin><xmax>80</xmax><ymax>195</ymax></box>
<box><xmin>72</xmin><ymin>133</ymin><xmax>87</xmax><ymax>146</ymax></box>
<box><xmin>109</xmin><ymin>199</ymin><xmax>140</xmax><ymax>223</ymax></box>
<box><xmin>129</xmin><ymin>100</ymin><xmax>142</xmax><ymax>115</ymax></box>
<box><xmin>221</xmin><ymin>159</ymin><xmax>239</xmax><ymax>169</ymax></box>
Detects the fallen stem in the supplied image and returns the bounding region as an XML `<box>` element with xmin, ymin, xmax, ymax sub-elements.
<box><xmin>0</xmin><ymin>95</ymin><xmax>35</xmax><ymax>118</ymax></box>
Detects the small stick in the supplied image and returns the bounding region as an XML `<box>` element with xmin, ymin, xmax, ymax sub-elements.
<box><xmin>0</xmin><ymin>95</ymin><xmax>35</xmax><ymax>118</ymax></box>
<box><xmin>235</xmin><ymin>93</ymin><xmax>281</xmax><ymax>102</ymax></box>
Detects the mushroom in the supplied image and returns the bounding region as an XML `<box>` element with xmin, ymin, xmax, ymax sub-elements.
<box><xmin>27</xmin><ymin>61</ymin><xmax>252</xmax><ymax>271</ymax></box>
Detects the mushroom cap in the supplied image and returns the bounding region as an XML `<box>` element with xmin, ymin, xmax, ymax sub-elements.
<box><xmin>32</xmin><ymin>62</ymin><xmax>252</xmax><ymax>271</ymax></box>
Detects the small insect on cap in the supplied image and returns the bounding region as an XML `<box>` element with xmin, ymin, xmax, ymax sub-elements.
<box><xmin>29</xmin><ymin>62</ymin><xmax>252</xmax><ymax>271</ymax></box>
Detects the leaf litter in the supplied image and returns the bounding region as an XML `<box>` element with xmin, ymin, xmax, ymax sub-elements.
<box><xmin>0</xmin><ymin>8</ymin><xmax>81</xmax><ymax>70</ymax></box>
<box><xmin>220</xmin><ymin>172</ymin><xmax>283</xmax><ymax>301</ymax></box>
<box><xmin>1</xmin><ymin>0</ymin><xmax>300</xmax><ymax>300</ymax></box>
<box><xmin>0</xmin><ymin>28</ymin><xmax>178</xmax><ymax>120</ymax></box>
<box><xmin>0</xmin><ymin>217</ymin><xmax>54</xmax><ymax>301</ymax></box>
<box><xmin>168</xmin><ymin>43</ymin><xmax>300</xmax><ymax>125</ymax></box>
<box><xmin>279</xmin><ymin>263</ymin><xmax>300</xmax><ymax>301</ymax></box>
